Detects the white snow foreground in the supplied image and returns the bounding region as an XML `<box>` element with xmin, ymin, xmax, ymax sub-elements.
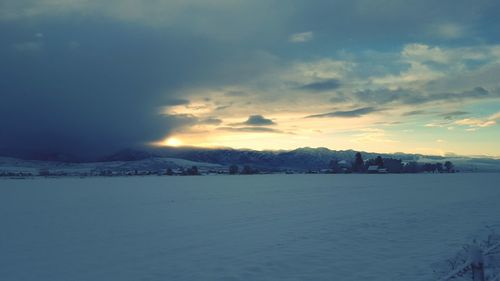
<box><xmin>1</xmin><ymin>173</ymin><xmax>500</xmax><ymax>281</ymax></box>
<box><xmin>436</xmin><ymin>230</ymin><xmax>500</xmax><ymax>281</ymax></box>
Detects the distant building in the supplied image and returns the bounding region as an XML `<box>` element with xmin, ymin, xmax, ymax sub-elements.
<box><xmin>367</xmin><ymin>165</ymin><xmax>387</xmax><ymax>174</ymax></box>
<box><xmin>338</xmin><ymin>160</ymin><xmax>348</xmax><ymax>166</ymax></box>
<box><xmin>367</xmin><ymin>165</ymin><xmax>379</xmax><ymax>173</ymax></box>
<box><xmin>337</xmin><ymin>160</ymin><xmax>351</xmax><ymax>173</ymax></box>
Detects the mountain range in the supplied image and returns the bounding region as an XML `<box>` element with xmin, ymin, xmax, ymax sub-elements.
<box><xmin>1</xmin><ymin>147</ymin><xmax>499</xmax><ymax>173</ymax></box>
<box><xmin>104</xmin><ymin>147</ymin><xmax>500</xmax><ymax>172</ymax></box>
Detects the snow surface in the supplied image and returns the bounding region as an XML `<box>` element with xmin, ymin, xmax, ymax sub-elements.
<box><xmin>1</xmin><ymin>174</ymin><xmax>499</xmax><ymax>281</ymax></box>
<box><xmin>0</xmin><ymin>156</ymin><xmax>222</xmax><ymax>175</ymax></box>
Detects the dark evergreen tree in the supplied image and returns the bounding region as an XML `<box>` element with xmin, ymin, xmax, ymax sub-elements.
<box><xmin>187</xmin><ymin>166</ymin><xmax>199</xmax><ymax>175</ymax></box>
<box><xmin>38</xmin><ymin>168</ymin><xmax>50</xmax><ymax>177</ymax></box>
<box><xmin>165</xmin><ymin>168</ymin><xmax>173</xmax><ymax>176</ymax></box>
<box><xmin>423</xmin><ymin>163</ymin><xmax>434</xmax><ymax>173</ymax></box>
<box><xmin>436</xmin><ymin>162</ymin><xmax>444</xmax><ymax>173</ymax></box>
<box><xmin>229</xmin><ymin>165</ymin><xmax>239</xmax><ymax>175</ymax></box>
<box><xmin>444</xmin><ymin>161</ymin><xmax>454</xmax><ymax>173</ymax></box>
<box><xmin>242</xmin><ymin>165</ymin><xmax>254</xmax><ymax>175</ymax></box>
<box><xmin>329</xmin><ymin>159</ymin><xmax>341</xmax><ymax>173</ymax></box>
<box><xmin>404</xmin><ymin>161</ymin><xmax>419</xmax><ymax>173</ymax></box>
<box><xmin>352</xmin><ymin>152</ymin><xmax>364</xmax><ymax>173</ymax></box>
<box><xmin>383</xmin><ymin>158</ymin><xmax>403</xmax><ymax>173</ymax></box>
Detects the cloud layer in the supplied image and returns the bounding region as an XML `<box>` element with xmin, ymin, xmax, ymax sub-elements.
<box><xmin>1</xmin><ymin>0</ymin><xmax>500</xmax><ymax>158</ymax></box>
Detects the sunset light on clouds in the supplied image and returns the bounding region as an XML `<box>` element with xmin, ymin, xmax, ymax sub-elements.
<box><xmin>156</xmin><ymin>43</ymin><xmax>500</xmax><ymax>155</ymax></box>
<box><xmin>1</xmin><ymin>0</ymin><xmax>500</xmax><ymax>158</ymax></box>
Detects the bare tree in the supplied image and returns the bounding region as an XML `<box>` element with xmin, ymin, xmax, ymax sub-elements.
<box><xmin>435</xmin><ymin>227</ymin><xmax>500</xmax><ymax>281</ymax></box>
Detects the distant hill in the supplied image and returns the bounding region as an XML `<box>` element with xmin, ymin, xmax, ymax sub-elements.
<box><xmin>0</xmin><ymin>156</ymin><xmax>223</xmax><ymax>176</ymax></box>
<box><xmin>1</xmin><ymin>147</ymin><xmax>499</xmax><ymax>173</ymax></box>
<box><xmin>102</xmin><ymin>147</ymin><xmax>500</xmax><ymax>172</ymax></box>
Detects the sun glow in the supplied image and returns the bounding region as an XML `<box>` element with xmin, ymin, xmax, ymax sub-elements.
<box><xmin>164</xmin><ymin>137</ymin><xmax>183</xmax><ymax>147</ymax></box>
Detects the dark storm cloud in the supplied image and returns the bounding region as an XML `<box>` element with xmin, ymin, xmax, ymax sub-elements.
<box><xmin>374</xmin><ymin>121</ymin><xmax>403</xmax><ymax>125</ymax></box>
<box><xmin>199</xmin><ymin>117</ymin><xmax>223</xmax><ymax>126</ymax></box>
<box><xmin>215</xmin><ymin>104</ymin><xmax>233</xmax><ymax>111</ymax></box>
<box><xmin>397</xmin><ymin>87</ymin><xmax>494</xmax><ymax>105</ymax></box>
<box><xmin>286</xmin><ymin>0</ymin><xmax>500</xmax><ymax>46</ymax></box>
<box><xmin>5</xmin><ymin>0</ymin><xmax>499</xmax><ymax>51</ymax></box>
<box><xmin>2</xmin><ymin>0</ymin><xmax>500</xmax><ymax>159</ymax></box>
<box><xmin>217</xmin><ymin>127</ymin><xmax>285</xmax><ymax>134</ymax></box>
<box><xmin>402</xmin><ymin>110</ymin><xmax>428</xmax><ymax>116</ymax></box>
<box><xmin>353</xmin><ymin>89</ymin><xmax>407</xmax><ymax>105</ymax></box>
<box><xmin>353</xmin><ymin>87</ymin><xmax>499</xmax><ymax>106</ymax></box>
<box><xmin>163</xmin><ymin>114</ymin><xmax>222</xmax><ymax>127</ymax></box>
<box><xmin>163</xmin><ymin>99</ymin><xmax>191</xmax><ymax>106</ymax></box>
<box><xmin>439</xmin><ymin>111</ymin><xmax>470</xmax><ymax>120</ymax></box>
<box><xmin>438</xmin><ymin>111</ymin><xmax>469</xmax><ymax>120</ymax></box>
<box><xmin>224</xmin><ymin>91</ymin><xmax>248</xmax><ymax>97</ymax></box>
<box><xmin>306</xmin><ymin>107</ymin><xmax>383</xmax><ymax>118</ymax></box>
<box><xmin>244</xmin><ymin>115</ymin><xmax>276</xmax><ymax>126</ymax></box>
<box><xmin>231</xmin><ymin>115</ymin><xmax>276</xmax><ymax>126</ymax></box>
<box><xmin>440</xmin><ymin>110</ymin><xmax>469</xmax><ymax>116</ymax></box>
<box><xmin>0</xmin><ymin>17</ymin><xmax>259</xmax><ymax>160</ymax></box>
<box><xmin>329</xmin><ymin>92</ymin><xmax>350</xmax><ymax>103</ymax></box>
<box><xmin>298</xmin><ymin>79</ymin><xmax>341</xmax><ymax>92</ymax></box>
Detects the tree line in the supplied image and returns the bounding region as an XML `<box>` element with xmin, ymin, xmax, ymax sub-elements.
<box><xmin>330</xmin><ymin>152</ymin><xmax>456</xmax><ymax>174</ymax></box>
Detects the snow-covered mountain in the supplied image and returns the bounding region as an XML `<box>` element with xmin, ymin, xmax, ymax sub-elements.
<box><xmin>0</xmin><ymin>156</ymin><xmax>223</xmax><ymax>176</ymax></box>
<box><xmin>2</xmin><ymin>147</ymin><xmax>498</xmax><ymax>176</ymax></box>
<box><xmin>103</xmin><ymin>147</ymin><xmax>500</xmax><ymax>172</ymax></box>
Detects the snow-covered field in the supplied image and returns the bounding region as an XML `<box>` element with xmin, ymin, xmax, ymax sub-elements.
<box><xmin>0</xmin><ymin>156</ymin><xmax>224</xmax><ymax>175</ymax></box>
<box><xmin>1</xmin><ymin>174</ymin><xmax>499</xmax><ymax>281</ymax></box>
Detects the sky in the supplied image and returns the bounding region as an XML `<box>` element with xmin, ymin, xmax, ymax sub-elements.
<box><xmin>1</xmin><ymin>0</ymin><xmax>500</xmax><ymax>159</ymax></box>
